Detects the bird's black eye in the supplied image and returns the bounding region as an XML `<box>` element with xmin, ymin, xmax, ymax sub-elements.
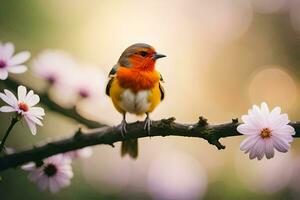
<box><xmin>139</xmin><ymin>51</ymin><xmax>148</xmax><ymax>57</ymax></box>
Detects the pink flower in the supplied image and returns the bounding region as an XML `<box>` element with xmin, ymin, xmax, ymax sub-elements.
<box><xmin>0</xmin><ymin>42</ymin><xmax>30</xmax><ymax>80</ymax></box>
<box><xmin>61</xmin><ymin>64</ymin><xmax>106</xmax><ymax>100</ymax></box>
<box><xmin>147</xmin><ymin>151</ymin><xmax>207</xmax><ymax>200</ymax></box>
<box><xmin>238</xmin><ymin>102</ymin><xmax>295</xmax><ymax>160</ymax></box>
<box><xmin>64</xmin><ymin>147</ymin><xmax>93</xmax><ymax>159</ymax></box>
<box><xmin>0</xmin><ymin>85</ymin><xmax>45</xmax><ymax>135</ymax></box>
<box><xmin>32</xmin><ymin>50</ymin><xmax>76</xmax><ymax>85</ymax></box>
<box><xmin>22</xmin><ymin>154</ymin><xmax>73</xmax><ymax>193</ymax></box>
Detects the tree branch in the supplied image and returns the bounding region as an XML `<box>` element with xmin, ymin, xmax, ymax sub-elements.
<box><xmin>0</xmin><ymin>117</ymin><xmax>299</xmax><ymax>171</ymax></box>
<box><xmin>2</xmin><ymin>78</ymin><xmax>104</xmax><ymax>128</ymax></box>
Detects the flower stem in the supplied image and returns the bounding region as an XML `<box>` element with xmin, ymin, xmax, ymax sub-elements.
<box><xmin>0</xmin><ymin>117</ymin><xmax>19</xmax><ymax>153</ymax></box>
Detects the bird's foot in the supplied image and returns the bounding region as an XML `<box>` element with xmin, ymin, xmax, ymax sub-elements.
<box><xmin>144</xmin><ymin>116</ymin><xmax>152</xmax><ymax>135</ymax></box>
<box><xmin>119</xmin><ymin>119</ymin><xmax>127</xmax><ymax>138</ymax></box>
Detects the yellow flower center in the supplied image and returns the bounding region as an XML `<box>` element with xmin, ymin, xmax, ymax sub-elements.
<box><xmin>260</xmin><ymin>128</ymin><xmax>272</xmax><ymax>139</ymax></box>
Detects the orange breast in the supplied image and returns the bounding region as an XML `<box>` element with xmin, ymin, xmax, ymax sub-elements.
<box><xmin>116</xmin><ymin>67</ymin><xmax>160</xmax><ymax>93</ymax></box>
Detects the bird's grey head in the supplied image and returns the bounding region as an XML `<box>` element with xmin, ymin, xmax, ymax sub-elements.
<box><xmin>117</xmin><ymin>43</ymin><xmax>167</xmax><ymax>68</ymax></box>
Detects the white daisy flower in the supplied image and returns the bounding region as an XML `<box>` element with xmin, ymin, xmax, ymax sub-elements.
<box><xmin>64</xmin><ymin>147</ymin><xmax>93</xmax><ymax>159</ymax></box>
<box><xmin>22</xmin><ymin>154</ymin><xmax>73</xmax><ymax>193</ymax></box>
<box><xmin>0</xmin><ymin>85</ymin><xmax>45</xmax><ymax>135</ymax></box>
<box><xmin>0</xmin><ymin>42</ymin><xmax>30</xmax><ymax>80</ymax></box>
<box><xmin>32</xmin><ymin>50</ymin><xmax>76</xmax><ymax>85</ymax></box>
<box><xmin>237</xmin><ymin>102</ymin><xmax>295</xmax><ymax>160</ymax></box>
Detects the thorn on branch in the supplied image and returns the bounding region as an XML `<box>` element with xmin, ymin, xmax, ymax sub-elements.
<box><xmin>74</xmin><ymin>127</ymin><xmax>83</xmax><ymax>140</ymax></box>
<box><xmin>198</xmin><ymin>116</ymin><xmax>208</xmax><ymax>126</ymax></box>
<box><xmin>206</xmin><ymin>134</ymin><xmax>226</xmax><ymax>150</ymax></box>
<box><xmin>109</xmin><ymin>143</ymin><xmax>115</xmax><ymax>148</ymax></box>
<box><xmin>34</xmin><ymin>160</ymin><xmax>44</xmax><ymax>167</ymax></box>
<box><xmin>232</xmin><ymin>118</ymin><xmax>239</xmax><ymax>124</ymax></box>
<box><xmin>208</xmin><ymin>139</ymin><xmax>226</xmax><ymax>150</ymax></box>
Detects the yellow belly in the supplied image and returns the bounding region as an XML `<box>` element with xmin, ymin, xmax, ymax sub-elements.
<box><xmin>109</xmin><ymin>78</ymin><xmax>161</xmax><ymax>115</ymax></box>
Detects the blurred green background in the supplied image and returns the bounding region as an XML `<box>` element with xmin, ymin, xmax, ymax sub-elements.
<box><xmin>1</xmin><ymin>0</ymin><xmax>300</xmax><ymax>199</ymax></box>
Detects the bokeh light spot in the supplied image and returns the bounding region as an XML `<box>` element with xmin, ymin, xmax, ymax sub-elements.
<box><xmin>248</xmin><ymin>67</ymin><xmax>297</xmax><ymax>110</ymax></box>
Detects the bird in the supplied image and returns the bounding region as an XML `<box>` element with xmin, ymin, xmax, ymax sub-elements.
<box><xmin>105</xmin><ymin>43</ymin><xmax>166</xmax><ymax>159</ymax></box>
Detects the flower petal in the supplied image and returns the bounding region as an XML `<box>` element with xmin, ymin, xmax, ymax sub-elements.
<box><xmin>18</xmin><ymin>85</ymin><xmax>27</xmax><ymax>102</ymax></box>
<box><xmin>3</xmin><ymin>89</ymin><xmax>18</xmax><ymax>106</ymax></box>
<box><xmin>0</xmin><ymin>42</ymin><xmax>14</xmax><ymax>60</ymax></box>
<box><xmin>272</xmin><ymin>132</ymin><xmax>294</xmax><ymax>143</ymax></box>
<box><xmin>49</xmin><ymin>178</ymin><xmax>61</xmax><ymax>193</ymax></box>
<box><xmin>265</xmin><ymin>139</ymin><xmax>274</xmax><ymax>159</ymax></box>
<box><xmin>21</xmin><ymin>163</ymin><xmax>36</xmax><ymax>171</ymax></box>
<box><xmin>0</xmin><ymin>106</ymin><xmax>15</xmax><ymax>112</ymax></box>
<box><xmin>7</xmin><ymin>65</ymin><xmax>27</xmax><ymax>73</ymax></box>
<box><xmin>59</xmin><ymin>168</ymin><xmax>74</xmax><ymax>178</ymax></box>
<box><xmin>272</xmin><ymin>135</ymin><xmax>290</xmax><ymax>153</ymax></box>
<box><xmin>55</xmin><ymin>174</ymin><xmax>71</xmax><ymax>187</ymax></box>
<box><xmin>270</xmin><ymin>106</ymin><xmax>281</xmax><ymax>117</ymax></box>
<box><xmin>37</xmin><ymin>176</ymin><xmax>48</xmax><ymax>191</ymax></box>
<box><xmin>8</xmin><ymin>51</ymin><xmax>30</xmax><ymax>66</ymax></box>
<box><xmin>249</xmin><ymin>147</ymin><xmax>257</xmax><ymax>160</ymax></box>
<box><xmin>260</xmin><ymin>102</ymin><xmax>270</xmax><ymax>116</ymax></box>
<box><xmin>27</xmin><ymin>94</ymin><xmax>40</xmax><ymax>107</ymax></box>
<box><xmin>0</xmin><ymin>92</ymin><xmax>17</xmax><ymax>107</ymax></box>
<box><xmin>251</xmin><ymin>105</ymin><xmax>267</xmax><ymax>128</ymax></box>
<box><xmin>25</xmin><ymin>114</ymin><xmax>43</xmax><ymax>126</ymax></box>
<box><xmin>241</xmin><ymin>115</ymin><xmax>257</xmax><ymax>127</ymax></box>
<box><xmin>29</xmin><ymin>169</ymin><xmax>43</xmax><ymax>182</ymax></box>
<box><xmin>255</xmin><ymin>139</ymin><xmax>265</xmax><ymax>160</ymax></box>
<box><xmin>25</xmin><ymin>90</ymin><xmax>34</xmax><ymax>100</ymax></box>
<box><xmin>240</xmin><ymin>135</ymin><xmax>260</xmax><ymax>151</ymax></box>
<box><xmin>237</xmin><ymin>124</ymin><xmax>259</xmax><ymax>135</ymax></box>
<box><xmin>30</xmin><ymin>107</ymin><xmax>45</xmax><ymax>116</ymax></box>
<box><xmin>270</xmin><ymin>114</ymin><xmax>289</xmax><ymax>130</ymax></box>
<box><xmin>24</xmin><ymin>116</ymin><xmax>37</xmax><ymax>135</ymax></box>
<box><xmin>248</xmin><ymin>139</ymin><xmax>264</xmax><ymax>160</ymax></box>
<box><xmin>0</xmin><ymin>70</ymin><xmax>8</xmax><ymax>80</ymax></box>
<box><xmin>273</xmin><ymin>125</ymin><xmax>295</xmax><ymax>135</ymax></box>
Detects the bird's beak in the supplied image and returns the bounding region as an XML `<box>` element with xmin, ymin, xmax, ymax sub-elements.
<box><xmin>153</xmin><ymin>53</ymin><xmax>166</xmax><ymax>60</ymax></box>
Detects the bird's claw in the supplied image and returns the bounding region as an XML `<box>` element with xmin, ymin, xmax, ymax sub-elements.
<box><xmin>119</xmin><ymin>120</ymin><xmax>127</xmax><ymax>138</ymax></box>
<box><xmin>144</xmin><ymin>117</ymin><xmax>152</xmax><ymax>135</ymax></box>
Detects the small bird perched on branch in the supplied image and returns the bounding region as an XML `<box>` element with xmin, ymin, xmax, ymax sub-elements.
<box><xmin>105</xmin><ymin>43</ymin><xmax>166</xmax><ymax>158</ymax></box>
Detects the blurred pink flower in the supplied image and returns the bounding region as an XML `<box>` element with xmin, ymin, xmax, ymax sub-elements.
<box><xmin>238</xmin><ymin>102</ymin><xmax>295</xmax><ymax>160</ymax></box>
<box><xmin>0</xmin><ymin>42</ymin><xmax>30</xmax><ymax>80</ymax></box>
<box><xmin>289</xmin><ymin>158</ymin><xmax>300</xmax><ymax>195</ymax></box>
<box><xmin>0</xmin><ymin>85</ymin><xmax>45</xmax><ymax>135</ymax></box>
<box><xmin>64</xmin><ymin>147</ymin><xmax>93</xmax><ymax>159</ymax></box>
<box><xmin>32</xmin><ymin>50</ymin><xmax>77</xmax><ymax>85</ymax></box>
<box><xmin>147</xmin><ymin>152</ymin><xmax>207</xmax><ymax>200</ymax></box>
<box><xmin>61</xmin><ymin>64</ymin><xmax>106</xmax><ymax>100</ymax></box>
<box><xmin>22</xmin><ymin>154</ymin><xmax>73</xmax><ymax>193</ymax></box>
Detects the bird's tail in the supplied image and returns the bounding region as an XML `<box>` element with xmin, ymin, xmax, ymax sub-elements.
<box><xmin>121</xmin><ymin>139</ymin><xmax>138</xmax><ymax>159</ymax></box>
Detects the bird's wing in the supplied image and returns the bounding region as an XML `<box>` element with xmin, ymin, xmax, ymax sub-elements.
<box><xmin>105</xmin><ymin>78</ymin><xmax>114</xmax><ymax>96</ymax></box>
<box><xmin>108</xmin><ymin>64</ymin><xmax>119</xmax><ymax>78</ymax></box>
<box><xmin>159</xmin><ymin>73</ymin><xmax>165</xmax><ymax>101</ymax></box>
<box><xmin>105</xmin><ymin>64</ymin><xmax>119</xmax><ymax>96</ymax></box>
